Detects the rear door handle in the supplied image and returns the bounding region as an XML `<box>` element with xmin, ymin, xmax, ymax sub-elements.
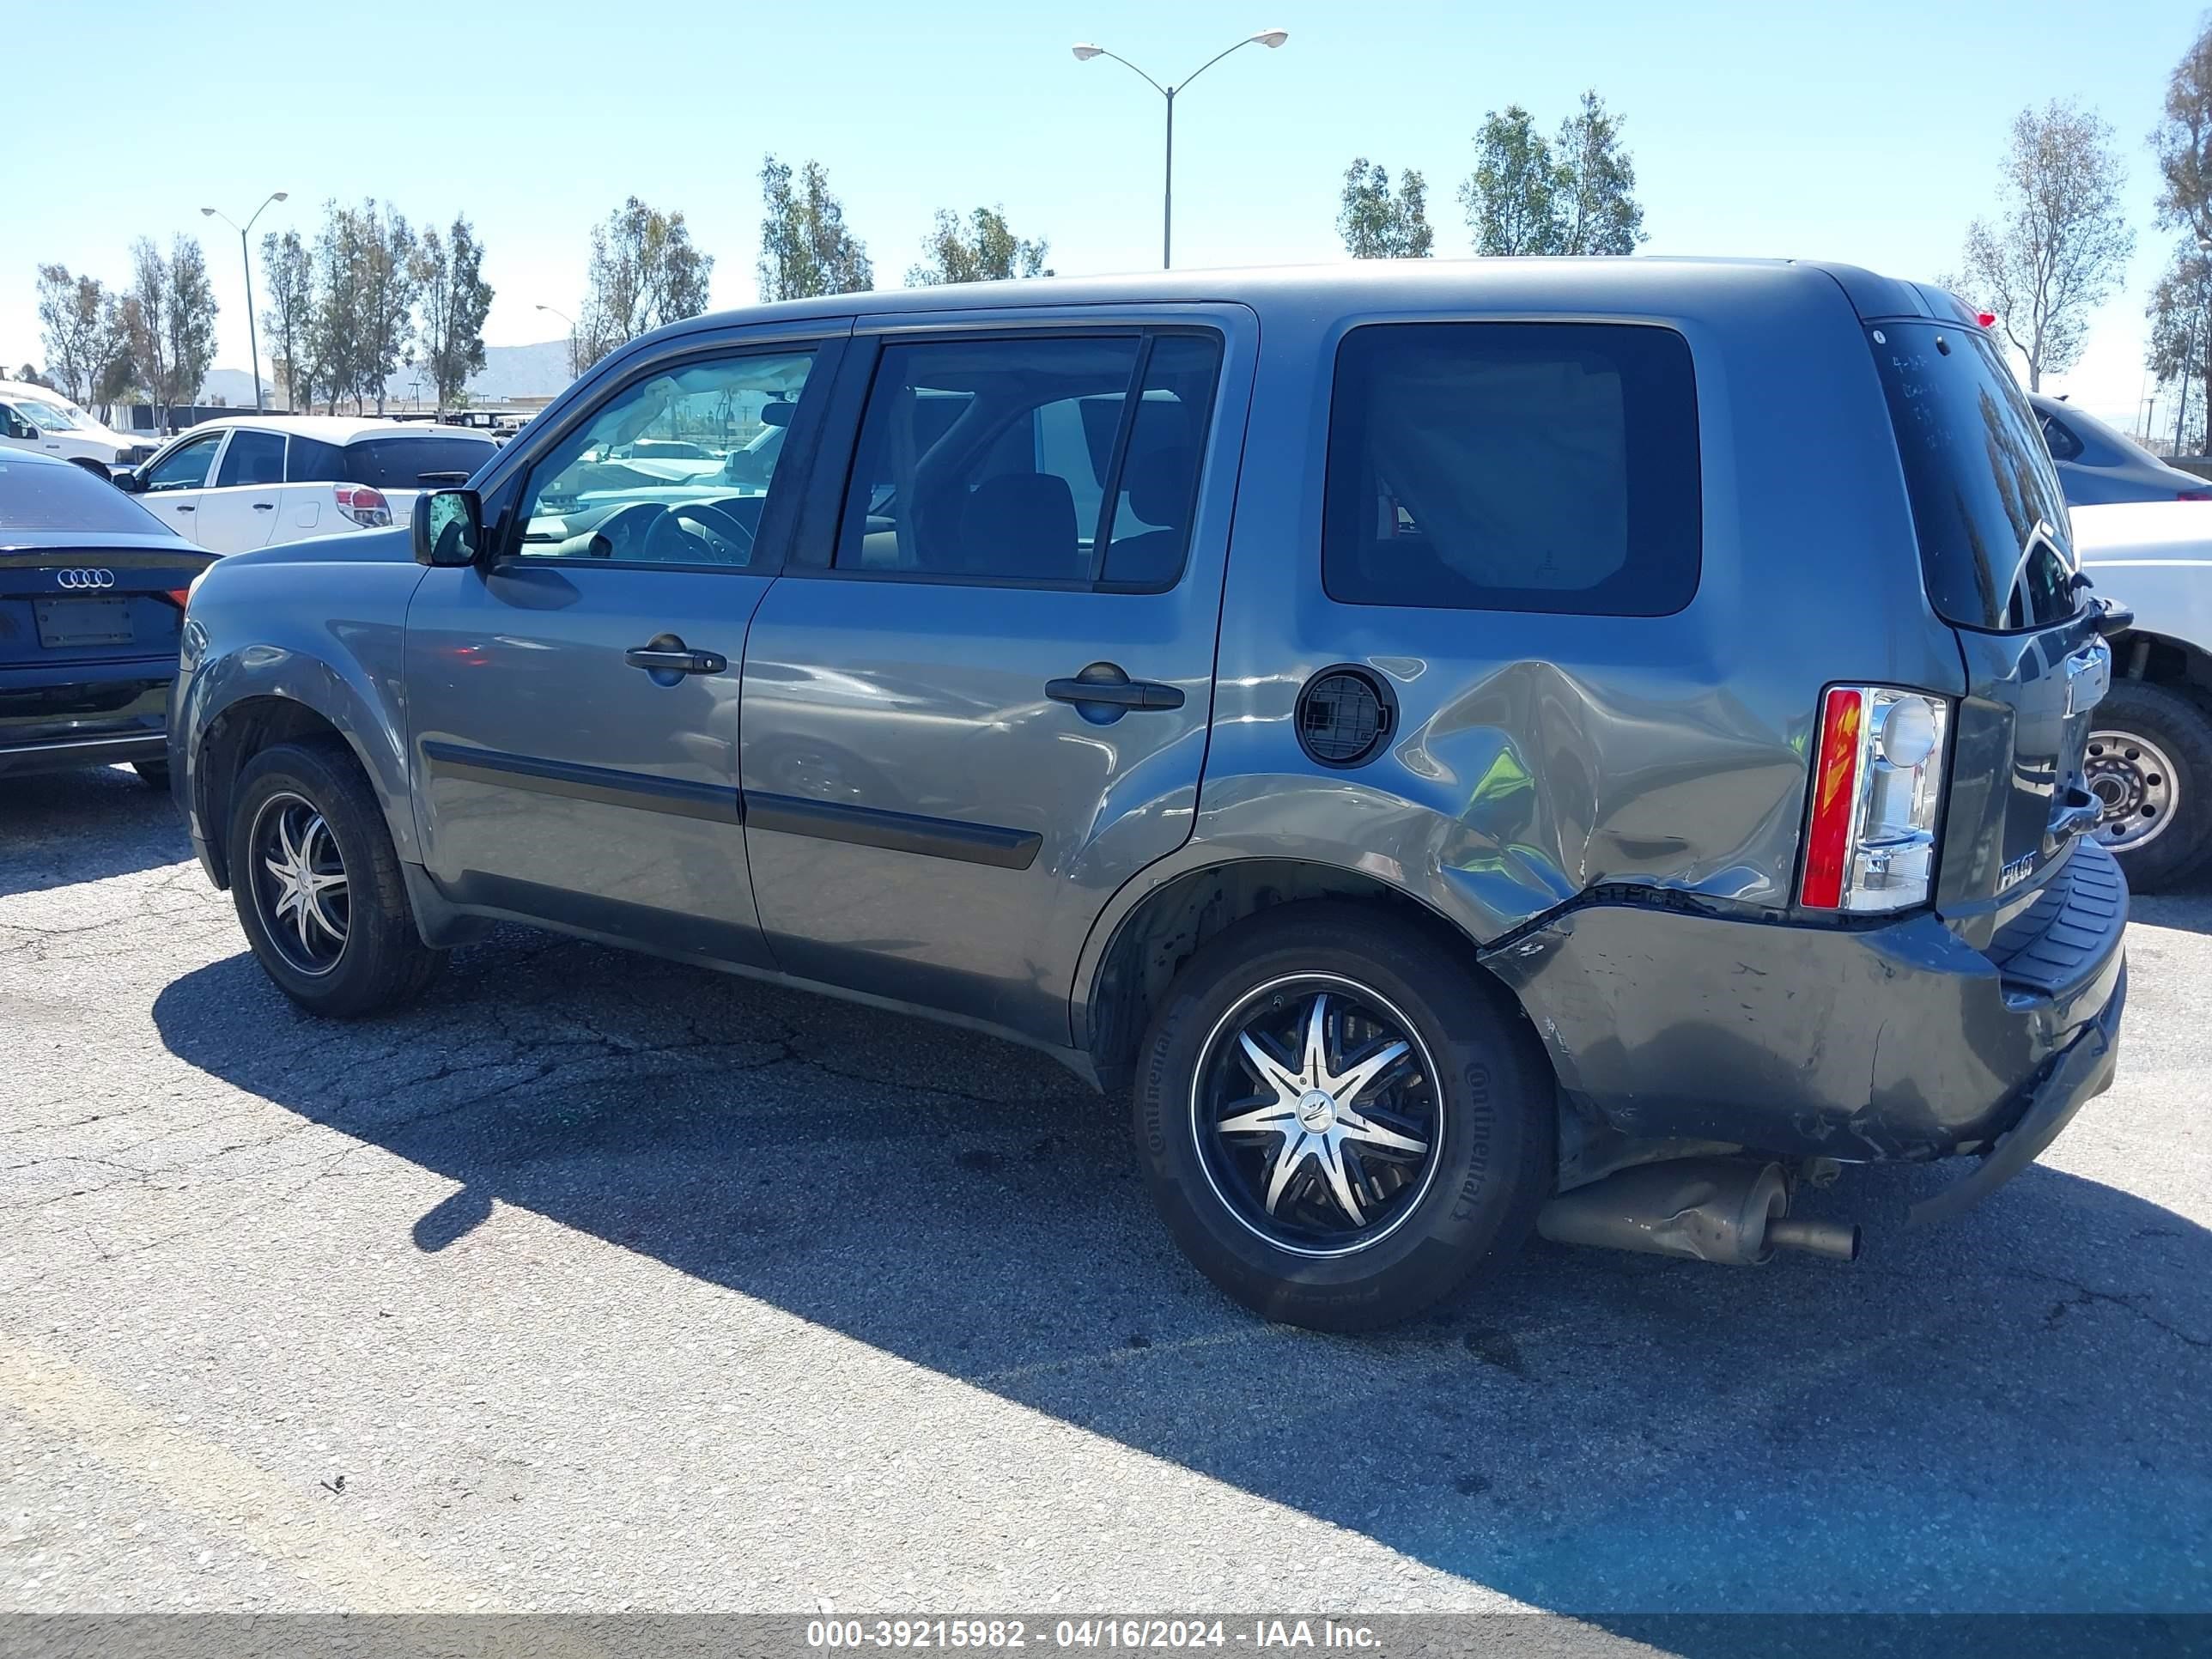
<box><xmin>252</xmin><ymin>502</ymin><xmax>275</xmax><ymax>511</ymax></box>
<box><xmin>625</xmin><ymin>638</ymin><xmax>726</xmax><ymax>676</ymax></box>
<box><xmin>172</xmin><ymin>503</ymin><xmax>195</xmax><ymax>513</ymax></box>
<box><xmin>1046</xmin><ymin>662</ymin><xmax>1185</xmax><ymax>713</ymax></box>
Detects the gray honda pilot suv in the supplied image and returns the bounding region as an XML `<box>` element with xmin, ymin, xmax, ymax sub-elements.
<box><xmin>173</xmin><ymin>260</ymin><xmax>2130</xmax><ymax>1330</ymax></box>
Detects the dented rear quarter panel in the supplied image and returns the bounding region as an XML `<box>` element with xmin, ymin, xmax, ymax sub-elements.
<box><xmin>1108</xmin><ymin>262</ymin><xmax>1960</xmax><ymax>927</ymax></box>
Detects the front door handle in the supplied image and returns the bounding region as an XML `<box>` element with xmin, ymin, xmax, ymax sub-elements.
<box><xmin>252</xmin><ymin>501</ymin><xmax>276</xmax><ymax>511</ymax></box>
<box><xmin>1046</xmin><ymin>662</ymin><xmax>1185</xmax><ymax>713</ymax></box>
<box><xmin>172</xmin><ymin>503</ymin><xmax>196</xmax><ymax>513</ymax></box>
<box><xmin>626</xmin><ymin>634</ymin><xmax>726</xmax><ymax>676</ymax></box>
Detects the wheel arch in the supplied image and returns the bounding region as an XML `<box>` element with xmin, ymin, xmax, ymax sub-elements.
<box><xmin>1075</xmin><ymin>854</ymin><xmax>1522</xmax><ymax>1091</ymax></box>
<box><xmin>188</xmin><ymin>690</ymin><xmax>401</xmax><ymax>890</ymax></box>
<box><xmin>2108</xmin><ymin>627</ymin><xmax>2212</xmax><ymax>703</ymax></box>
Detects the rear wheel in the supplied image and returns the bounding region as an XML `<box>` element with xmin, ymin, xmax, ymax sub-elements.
<box><xmin>228</xmin><ymin>741</ymin><xmax>443</xmax><ymax>1016</ymax></box>
<box><xmin>2087</xmin><ymin>678</ymin><xmax>2212</xmax><ymax>891</ymax></box>
<box><xmin>1131</xmin><ymin>902</ymin><xmax>1553</xmax><ymax>1331</ymax></box>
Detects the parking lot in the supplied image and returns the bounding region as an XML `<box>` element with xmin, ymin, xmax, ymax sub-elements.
<box><xmin>3</xmin><ymin>763</ymin><xmax>2208</xmax><ymax>1615</ymax></box>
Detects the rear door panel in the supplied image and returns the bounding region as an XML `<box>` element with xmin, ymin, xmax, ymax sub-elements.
<box><xmin>739</xmin><ymin>303</ymin><xmax>1255</xmax><ymax>1048</ymax></box>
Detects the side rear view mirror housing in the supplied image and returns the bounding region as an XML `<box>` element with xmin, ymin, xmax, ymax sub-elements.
<box><xmin>111</xmin><ymin>467</ymin><xmax>145</xmax><ymax>493</ymax></box>
<box><xmin>414</xmin><ymin>489</ymin><xmax>484</xmax><ymax>567</ymax></box>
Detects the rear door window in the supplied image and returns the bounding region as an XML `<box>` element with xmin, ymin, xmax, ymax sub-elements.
<box><xmin>344</xmin><ymin>436</ymin><xmax>498</xmax><ymax>489</ymax></box>
<box><xmin>215</xmin><ymin>429</ymin><xmax>286</xmax><ymax>486</ymax></box>
<box><xmin>834</xmin><ymin>331</ymin><xmax>1222</xmax><ymax>588</ymax></box>
<box><xmin>1322</xmin><ymin>322</ymin><xmax>1702</xmax><ymax>616</ymax></box>
<box><xmin>1866</xmin><ymin>322</ymin><xmax>2077</xmax><ymax>632</ymax></box>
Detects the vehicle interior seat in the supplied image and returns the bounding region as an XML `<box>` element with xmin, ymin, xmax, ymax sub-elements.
<box><xmin>1105</xmin><ymin>432</ymin><xmax>1200</xmax><ymax>585</ymax></box>
<box><xmin>957</xmin><ymin>471</ymin><xmax>1082</xmax><ymax>580</ymax></box>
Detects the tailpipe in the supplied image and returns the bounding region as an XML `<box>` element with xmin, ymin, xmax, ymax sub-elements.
<box><xmin>1536</xmin><ymin>1158</ymin><xmax>1859</xmax><ymax>1267</ymax></box>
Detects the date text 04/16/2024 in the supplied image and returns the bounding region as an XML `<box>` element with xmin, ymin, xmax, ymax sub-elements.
<box><xmin>805</xmin><ymin>1620</ymin><xmax>1382</xmax><ymax>1650</ymax></box>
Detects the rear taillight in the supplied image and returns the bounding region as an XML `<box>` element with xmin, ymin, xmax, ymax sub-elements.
<box><xmin>164</xmin><ymin>587</ymin><xmax>191</xmax><ymax>609</ymax></box>
<box><xmin>333</xmin><ymin>484</ymin><xmax>391</xmax><ymax>528</ymax></box>
<box><xmin>1799</xmin><ymin>685</ymin><xmax>1951</xmax><ymax>913</ymax></box>
<box><xmin>1974</xmin><ymin>311</ymin><xmax>1997</xmax><ymax>329</ymax></box>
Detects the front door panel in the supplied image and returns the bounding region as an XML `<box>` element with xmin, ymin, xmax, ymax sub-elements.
<box><xmin>405</xmin><ymin>562</ymin><xmax>770</xmax><ymax>963</ymax></box>
<box><xmin>403</xmin><ymin>333</ymin><xmax>832</xmax><ymax>966</ymax></box>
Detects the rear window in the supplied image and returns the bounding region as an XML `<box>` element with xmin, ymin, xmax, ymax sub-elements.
<box><xmin>1322</xmin><ymin>322</ymin><xmax>1702</xmax><ymax>616</ymax></box>
<box><xmin>1867</xmin><ymin>322</ymin><xmax>2078</xmax><ymax>632</ymax></box>
<box><xmin>0</xmin><ymin>454</ymin><xmax>175</xmax><ymax>535</ymax></box>
<box><xmin>343</xmin><ymin>436</ymin><xmax>496</xmax><ymax>489</ymax></box>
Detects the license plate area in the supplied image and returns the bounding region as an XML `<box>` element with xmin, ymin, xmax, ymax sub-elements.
<box><xmin>33</xmin><ymin>597</ymin><xmax>134</xmax><ymax>649</ymax></box>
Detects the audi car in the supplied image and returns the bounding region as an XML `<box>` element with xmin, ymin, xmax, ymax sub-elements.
<box><xmin>2</xmin><ymin>447</ymin><xmax>214</xmax><ymax>784</ymax></box>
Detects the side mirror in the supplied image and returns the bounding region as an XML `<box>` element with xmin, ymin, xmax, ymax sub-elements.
<box><xmin>111</xmin><ymin>467</ymin><xmax>145</xmax><ymax>493</ymax></box>
<box><xmin>414</xmin><ymin>489</ymin><xmax>484</xmax><ymax>567</ymax></box>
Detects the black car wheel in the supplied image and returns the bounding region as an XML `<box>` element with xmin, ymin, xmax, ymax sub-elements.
<box><xmin>2087</xmin><ymin>678</ymin><xmax>2212</xmax><ymax>891</ymax></box>
<box><xmin>1133</xmin><ymin>902</ymin><xmax>1553</xmax><ymax>1331</ymax></box>
<box><xmin>228</xmin><ymin>741</ymin><xmax>444</xmax><ymax>1016</ymax></box>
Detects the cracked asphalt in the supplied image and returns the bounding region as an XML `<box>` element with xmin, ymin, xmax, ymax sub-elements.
<box><xmin>2</xmin><ymin>763</ymin><xmax>2209</xmax><ymax>1617</ymax></box>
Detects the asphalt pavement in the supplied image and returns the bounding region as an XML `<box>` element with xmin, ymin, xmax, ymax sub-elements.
<box><xmin>3</xmin><ymin>764</ymin><xmax>2208</xmax><ymax>1617</ymax></box>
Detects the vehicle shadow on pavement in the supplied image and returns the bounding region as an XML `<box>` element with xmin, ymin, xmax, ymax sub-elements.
<box><xmin>152</xmin><ymin>930</ymin><xmax>2212</xmax><ymax>1616</ymax></box>
<box><xmin>2133</xmin><ymin>885</ymin><xmax>2212</xmax><ymax>935</ymax></box>
<box><xmin>0</xmin><ymin>765</ymin><xmax>188</xmax><ymax>898</ymax></box>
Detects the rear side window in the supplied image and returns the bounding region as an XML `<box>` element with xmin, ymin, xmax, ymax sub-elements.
<box><xmin>1322</xmin><ymin>322</ymin><xmax>1702</xmax><ymax>616</ymax></box>
<box><xmin>1867</xmin><ymin>322</ymin><xmax>2076</xmax><ymax>632</ymax></box>
<box><xmin>216</xmin><ymin>430</ymin><xmax>286</xmax><ymax>487</ymax></box>
<box><xmin>345</xmin><ymin>436</ymin><xmax>497</xmax><ymax>489</ymax></box>
<box><xmin>286</xmin><ymin>436</ymin><xmax>346</xmax><ymax>483</ymax></box>
<box><xmin>2039</xmin><ymin>410</ymin><xmax>2083</xmax><ymax>462</ymax></box>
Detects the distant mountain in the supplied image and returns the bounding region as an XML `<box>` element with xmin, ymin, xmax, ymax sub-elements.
<box><xmin>197</xmin><ymin>337</ymin><xmax>574</xmax><ymax>410</ymax></box>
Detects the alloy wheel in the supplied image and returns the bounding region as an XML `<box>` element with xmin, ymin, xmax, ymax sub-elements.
<box><xmin>249</xmin><ymin>791</ymin><xmax>350</xmax><ymax>976</ymax></box>
<box><xmin>1190</xmin><ymin>974</ymin><xmax>1443</xmax><ymax>1259</ymax></box>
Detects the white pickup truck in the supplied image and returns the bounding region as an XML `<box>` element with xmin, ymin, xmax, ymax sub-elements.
<box><xmin>0</xmin><ymin>380</ymin><xmax>159</xmax><ymax>471</ymax></box>
<box><xmin>2071</xmin><ymin>500</ymin><xmax>2212</xmax><ymax>889</ymax></box>
<box><xmin>111</xmin><ymin>416</ymin><xmax>499</xmax><ymax>556</ymax></box>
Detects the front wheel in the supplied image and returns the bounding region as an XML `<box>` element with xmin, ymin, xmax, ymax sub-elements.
<box><xmin>228</xmin><ymin>741</ymin><xmax>444</xmax><ymax>1017</ymax></box>
<box><xmin>2086</xmin><ymin>678</ymin><xmax>2212</xmax><ymax>891</ymax></box>
<box><xmin>1132</xmin><ymin>902</ymin><xmax>1554</xmax><ymax>1332</ymax></box>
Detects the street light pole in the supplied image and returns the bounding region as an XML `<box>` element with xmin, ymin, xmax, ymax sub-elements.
<box><xmin>536</xmin><ymin>304</ymin><xmax>579</xmax><ymax>380</ymax></box>
<box><xmin>1073</xmin><ymin>29</ymin><xmax>1288</xmax><ymax>270</ymax></box>
<box><xmin>200</xmin><ymin>191</ymin><xmax>288</xmax><ymax>413</ymax></box>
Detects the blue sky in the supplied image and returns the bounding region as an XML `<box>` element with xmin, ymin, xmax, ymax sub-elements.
<box><xmin>1</xmin><ymin>0</ymin><xmax>2199</xmax><ymax>430</ymax></box>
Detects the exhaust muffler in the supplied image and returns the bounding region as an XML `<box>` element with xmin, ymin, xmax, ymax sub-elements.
<box><xmin>1536</xmin><ymin>1158</ymin><xmax>1862</xmax><ymax>1266</ymax></box>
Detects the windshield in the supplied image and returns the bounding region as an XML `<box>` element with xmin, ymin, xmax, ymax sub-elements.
<box><xmin>1867</xmin><ymin>321</ymin><xmax>2079</xmax><ymax>633</ymax></box>
<box><xmin>20</xmin><ymin>399</ymin><xmax>87</xmax><ymax>430</ymax></box>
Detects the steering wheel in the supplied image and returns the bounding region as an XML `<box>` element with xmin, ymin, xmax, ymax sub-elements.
<box><xmin>582</xmin><ymin>501</ymin><xmax>665</xmax><ymax>558</ymax></box>
<box><xmin>642</xmin><ymin>499</ymin><xmax>757</xmax><ymax>564</ymax></box>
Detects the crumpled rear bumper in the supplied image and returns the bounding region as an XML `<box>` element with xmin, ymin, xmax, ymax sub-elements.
<box><xmin>1483</xmin><ymin>840</ymin><xmax>2128</xmax><ymax>1165</ymax></box>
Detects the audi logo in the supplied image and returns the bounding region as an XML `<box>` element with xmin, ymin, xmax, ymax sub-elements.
<box><xmin>56</xmin><ymin>568</ymin><xmax>116</xmax><ymax>590</ymax></box>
